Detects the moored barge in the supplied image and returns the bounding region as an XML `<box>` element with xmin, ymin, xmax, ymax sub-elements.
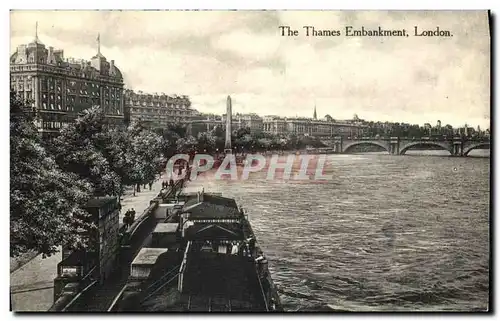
<box><xmin>113</xmin><ymin>189</ymin><xmax>282</xmax><ymax>312</ymax></box>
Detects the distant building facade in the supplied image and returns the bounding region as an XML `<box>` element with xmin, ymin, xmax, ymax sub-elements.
<box><xmin>10</xmin><ymin>31</ymin><xmax>124</xmax><ymax>138</ymax></box>
<box><xmin>262</xmin><ymin>113</ymin><xmax>368</xmax><ymax>138</ymax></box>
<box><xmin>262</xmin><ymin>116</ymin><xmax>288</xmax><ymax>135</ymax></box>
<box><xmin>124</xmin><ymin>89</ymin><xmax>196</xmax><ymax>128</ymax></box>
<box><xmin>221</xmin><ymin>113</ymin><xmax>264</xmax><ymax>132</ymax></box>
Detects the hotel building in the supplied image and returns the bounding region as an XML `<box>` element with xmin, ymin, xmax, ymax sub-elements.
<box><xmin>10</xmin><ymin>30</ymin><xmax>125</xmax><ymax>138</ymax></box>
<box><xmin>124</xmin><ymin>90</ymin><xmax>196</xmax><ymax>128</ymax></box>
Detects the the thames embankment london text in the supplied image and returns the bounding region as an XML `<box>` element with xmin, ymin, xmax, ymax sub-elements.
<box><xmin>279</xmin><ymin>26</ymin><xmax>453</xmax><ymax>37</ymax></box>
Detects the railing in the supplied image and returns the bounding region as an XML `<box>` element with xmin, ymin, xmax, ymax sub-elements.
<box><xmin>61</xmin><ymin>280</ymin><xmax>98</xmax><ymax>312</ymax></box>
<box><xmin>49</xmin><ymin>265</ymin><xmax>98</xmax><ymax>311</ymax></box>
<box><xmin>178</xmin><ymin>241</ymin><xmax>191</xmax><ymax>293</ymax></box>
<box><xmin>332</xmin><ymin>136</ymin><xmax>491</xmax><ymax>142</ymax></box>
<box><xmin>255</xmin><ymin>268</ymin><xmax>270</xmax><ymax>312</ymax></box>
<box><xmin>106</xmin><ymin>284</ymin><xmax>128</xmax><ymax>312</ymax></box>
<box><xmin>140</xmin><ymin>265</ymin><xmax>181</xmax><ymax>304</ymax></box>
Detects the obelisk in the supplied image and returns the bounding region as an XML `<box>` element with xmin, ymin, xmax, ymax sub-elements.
<box><xmin>224</xmin><ymin>95</ymin><xmax>232</xmax><ymax>153</ymax></box>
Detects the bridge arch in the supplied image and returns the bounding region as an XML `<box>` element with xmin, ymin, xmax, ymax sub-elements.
<box><xmin>342</xmin><ymin>141</ymin><xmax>390</xmax><ymax>153</ymax></box>
<box><xmin>463</xmin><ymin>142</ymin><xmax>490</xmax><ymax>156</ymax></box>
<box><xmin>399</xmin><ymin>141</ymin><xmax>452</xmax><ymax>155</ymax></box>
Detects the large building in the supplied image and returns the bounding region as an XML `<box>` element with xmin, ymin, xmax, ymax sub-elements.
<box><xmin>262</xmin><ymin>113</ymin><xmax>368</xmax><ymax>138</ymax></box>
<box><xmin>124</xmin><ymin>89</ymin><xmax>196</xmax><ymax>128</ymax></box>
<box><xmin>221</xmin><ymin>113</ymin><xmax>264</xmax><ymax>132</ymax></box>
<box><xmin>10</xmin><ymin>29</ymin><xmax>125</xmax><ymax>138</ymax></box>
<box><xmin>262</xmin><ymin>115</ymin><xmax>287</xmax><ymax>135</ymax></box>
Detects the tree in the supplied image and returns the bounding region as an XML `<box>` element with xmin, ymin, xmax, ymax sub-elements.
<box><xmin>10</xmin><ymin>92</ymin><xmax>93</xmax><ymax>257</ymax></box>
<box><xmin>197</xmin><ymin>131</ymin><xmax>216</xmax><ymax>154</ymax></box>
<box><xmin>49</xmin><ymin>107</ymin><xmax>122</xmax><ymax>197</ymax></box>
<box><xmin>154</xmin><ymin>125</ymin><xmax>185</xmax><ymax>158</ymax></box>
<box><xmin>209</xmin><ymin>125</ymin><xmax>226</xmax><ymax>152</ymax></box>
<box><xmin>126</xmin><ymin>122</ymin><xmax>164</xmax><ymax>193</ymax></box>
<box><xmin>176</xmin><ymin>136</ymin><xmax>198</xmax><ymax>154</ymax></box>
<box><xmin>101</xmin><ymin>127</ymin><xmax>135</xmax><ymax>196</ymax></box>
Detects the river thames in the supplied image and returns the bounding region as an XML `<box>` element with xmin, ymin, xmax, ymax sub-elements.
<box><xmin>183</xmin><ymin>150</ymin><xmax>490</xmax><ymax>311</ymax></box>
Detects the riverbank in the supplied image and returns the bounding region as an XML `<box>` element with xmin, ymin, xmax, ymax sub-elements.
<box><xmin>10</xmin><ymin>176</ymin><xmax>165</xmax><ymax>312</ymax></box>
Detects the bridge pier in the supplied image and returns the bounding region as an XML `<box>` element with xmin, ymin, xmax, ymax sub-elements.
<box><xmin>389</xmin><ymin>137</ymin><xmax>400</xmax><ymax>155</ymax></box>
<box><xmin>333</xmin><ymin>137</ymin><xmax>342</xmax><ymax>154</ymax></box>
<box><xmin>452</xmin><ymin>139</ymin><xmax>463</xmax><ymax>156</ymax></box>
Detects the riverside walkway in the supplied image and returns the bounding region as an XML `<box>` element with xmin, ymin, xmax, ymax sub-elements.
<box><xmin>10</xmin><ymin>177</ymin><xmax>167</xmax><ymax>312</ymax></box>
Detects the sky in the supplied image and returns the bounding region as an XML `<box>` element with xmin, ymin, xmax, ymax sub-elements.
<box><xmin>10</xmin><ymin>10</ymin><xmax>491</xmax><ymax>129</ymax></box>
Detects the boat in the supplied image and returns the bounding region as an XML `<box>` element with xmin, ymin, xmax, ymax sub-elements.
<box><xmin>113</xmin><ymin>188</ymin><xmax>283</xmax><ymax>312</ymax></box>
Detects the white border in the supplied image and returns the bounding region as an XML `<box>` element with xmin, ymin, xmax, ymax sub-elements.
<box><xmin>2</xmin><ymin>1</ymin><xmax>497</xmax><ymax>321</ymax></box>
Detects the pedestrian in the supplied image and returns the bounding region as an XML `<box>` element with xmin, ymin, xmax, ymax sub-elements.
<box><xmin>149</xmin><ymin>181</ymin><xmax>153</xmax><ymax>191</ymax></box>
<box><xmin>130</xmin><ymin>208</ymin><xmax>136</xmax><ymax>222</ymax></box>
<box><xmin>169</xmin><ymin>178</ymin><xmax>174</xmax><ymax>187</ymax></box>
<box><xmin>123</xmin><ymin>210</ymin><xmax>130</xmax><ymax>228</ymax></box>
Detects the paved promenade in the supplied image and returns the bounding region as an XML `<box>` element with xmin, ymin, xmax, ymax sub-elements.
<box><xmin>10</xmin><ymin>177</ymin><xmax>165</xmax><ymax>312</ymax></box>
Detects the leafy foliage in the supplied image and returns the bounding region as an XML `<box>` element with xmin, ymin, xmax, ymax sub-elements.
<box><xmin>126</xmin><ymin>121</ymin><xmax>164</xmax><ymax>186</ymax></box>
<box><xmin>176</xmin><ymin>135</ymin><xmax>199</xmax><ymax>154</ymax></box>
<box><xmin>49</xmin><ymin>107</ymin><xmax>122</xmax><ymax>196</ymax></box>
<box><xmin>161</xmin><ymin>124</ymin><xmax>326</xmax><ymax>154</ymax></box>
<box><xmin>10</xmin><ymin>92</ymin><xmax>93</xmax><ymax>257</ymax></box>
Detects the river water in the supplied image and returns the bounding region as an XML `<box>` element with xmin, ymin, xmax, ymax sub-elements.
<box><xmin>182</xmin><ymin>150</ymin><xmax>490</xmax><ymax>312</ymax></box>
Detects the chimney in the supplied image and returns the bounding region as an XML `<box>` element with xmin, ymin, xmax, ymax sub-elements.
<box><xmin>110</xmin><ymin>59</ymin><xmax>115</xmax><ymax>70</ymax></box>
<box><xmin>48</xmin><ymin>46</ymin><xmax>54</xmax><ymax>63</ymax></box>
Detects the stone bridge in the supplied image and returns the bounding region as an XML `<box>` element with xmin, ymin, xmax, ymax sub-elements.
<box><xmin>320</xmin><ymin>136</ymin><xmax>490</xmax><ymax>156</ymax></box>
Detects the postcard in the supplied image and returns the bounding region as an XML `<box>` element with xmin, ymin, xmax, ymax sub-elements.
<box><xmin>9</xmin><ymin>10</ymin><xmax>490</xmax><ymax>312</ymax></box>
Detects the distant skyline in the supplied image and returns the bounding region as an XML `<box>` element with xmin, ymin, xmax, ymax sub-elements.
<box><xmin>10</xmin><ymin>10</ymin><xmax>490</xmax><ymax>128</ymax></box>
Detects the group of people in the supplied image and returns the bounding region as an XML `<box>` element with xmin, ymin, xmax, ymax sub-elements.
<box><xmin>229</xmin><ymin>236</ymin><xmax>257</xmax><ymax>257</ymax></box>
<box><xmin>161</xmin><ymin>178</ymin><xmax>175</xmax><ymax>190</ymax></box>
<box><xmin>122</xmin><ymin>208</ymin><xmax>136</xmax><ymax>228</ymax></box>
